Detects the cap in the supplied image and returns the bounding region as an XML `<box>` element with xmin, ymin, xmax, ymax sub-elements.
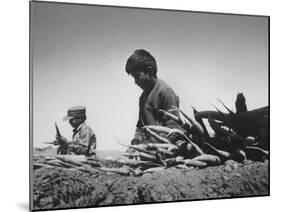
<box><xmin>63</xmin><ymin>106</ymin><xmax>86</xmax><ymax>121</ymax></box>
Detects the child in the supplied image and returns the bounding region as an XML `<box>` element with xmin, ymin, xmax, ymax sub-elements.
<box><xmin>125</xmin><ymin>49</ymin><xmax>182</xmax><ymax>144</ymax></box>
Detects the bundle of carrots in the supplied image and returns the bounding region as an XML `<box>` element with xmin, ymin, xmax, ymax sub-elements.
<box><xmin>33</xmin><ymin>155</ymin><xmax>104</xmax><ymax>174</ymax></box>
<box><xmin>119</xmin><ymin>93</ymin><xmax>269</xmax><ymax>173</ymax></box>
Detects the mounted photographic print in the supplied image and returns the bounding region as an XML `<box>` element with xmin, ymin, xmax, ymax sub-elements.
<box><xmin>29</xmin><ymin>1</ymin><xmax>269</xmax><ymax>211</ymax></box>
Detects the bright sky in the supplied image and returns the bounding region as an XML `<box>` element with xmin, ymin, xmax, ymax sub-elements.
<box><xmin>31</xmin><ymin>2</ymin><xmax>268</xmax><ymax>151</ymax></box>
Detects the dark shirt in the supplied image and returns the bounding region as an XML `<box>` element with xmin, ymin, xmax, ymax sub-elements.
<box><xmin>136</xmin><ymin>78</ymin><xmax>180</xmax><ymax>129</ymax></box>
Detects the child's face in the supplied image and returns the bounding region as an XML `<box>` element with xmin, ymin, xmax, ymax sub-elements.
<box><xmin>131</xmin><ymin>71</ymin><xmax>151</xmax><ymax>90</ymax></box>
<box><xmin>69</xmin><ymin>118</ymin><xmax>83</xmax><ymax>128</ymax></box>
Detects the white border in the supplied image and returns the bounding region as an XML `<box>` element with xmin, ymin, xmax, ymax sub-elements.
<box><xmin>1</xmin><ymin>0</ymin><xmax>279</xmax><ymax>212</ymax></box>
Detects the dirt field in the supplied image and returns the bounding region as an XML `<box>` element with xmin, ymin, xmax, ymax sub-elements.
<box><xmin>33</xmin><ymin>159</ymin><xmax>268</xmax><ymax>210</ymax></box>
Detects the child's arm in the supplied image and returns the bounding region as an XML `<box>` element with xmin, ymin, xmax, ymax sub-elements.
<box><xmin>159</xmin><ymin>88</ymin><xmax>181</xmax><ymax>129</ymax></box>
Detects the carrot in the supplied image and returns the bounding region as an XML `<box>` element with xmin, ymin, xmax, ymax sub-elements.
<box><xmin>143</xmin><ymin>167</ymin><xmax>166</xmax><ymax>173</ymax></box>
<box><xmin>176</xmin><ymin>164</ymin><xmax>192</xmax><ymax>169</ymax></box>
<box><xmin>55</xmin><ymin>122</ymin><xmax>62</xmax><ymax>138</ymax></box>
<box><xmin>167</xmin><ymin>128</ymin><xmax>186</xmax><ymax>137</ymax></box>
<box><xmin>44</xmin><ymin>141</ymin><xmax>59</xmax><ymax>145</ymax></box>
<box><xmin>57</xmin><ymin>154</ymin><xmax>87</xmax><ymax>162</ymax></box>
<box><xmin>57</xmin><ymin>160</ymin><xmax>80</xmax><ymax>168</ymax></box>
<box><xmin>117</xmin><ymin>140</ymin><xmax>156</xmax><ymax>156</ymax></box>
<box><xmin>180</xmin><ymin>133</ymin><xmax>204</xmax><ymax>155</ymax></box>
<box><xmin>178</xmin><ymin>108</ymin><xmax>189</xmax><ymax>126</ymax></box>
<box><xmin>164</xmin><ymin>158</ymin><xmax>179</xmax><ymax>166</ymax></box>
<box><xmin>207</xmin><ymin>115</ymin><xmax>228</xmax><ymax>136</ymax></box>
<box><xmin>192</xmin><ymin>154</ymin><xmax>221</xmax><ymax>165</ymax></box>
<box><xmin>75</xmin><ymin>166</ymin><xmax>97</xmax><ymax>174</ymax></box>
<box><xmin>172</xmin><ymin>105</ymin><xmax>204</xmax><ymax>135</ymax></box>
<box><xmin>125</xmin><ymin>146</ymin><xmax>150</xmax><ymax>157</ymax></box>
<box><xmin>122</xmin><ymin>152</ymin><xmax>140</xmax><ymax>157</ymax></box>
<box><xmin>158</xmin><ymin>109</ymin><xmax>180</xmax><ymax>122</ymax></box>
<box><xmin>122</xmin><ymin>152</ymin><xmax>157</xmax><ymax>161</ymax></box>
<box><xmin>147</xmin><ymin>145</ymin><xmax>174</xmax><ymax>156</ymax></box>
<box><xmin>128</xmin><ymin>143</ymin><xmax>148</xmax><ymax>150</ymax></box>
<box><xmin>85</xmin><ymin>160</ymin><xmax>102</xmax><ymax>167</ymax></box>
<box><xmin>98</xmin><ymin>167</ymin><xmax>132</xmax><ymax>176</ymax></box>
<box><xmin>169</xmin><ymin>107</ymin><xmax>190</xmax><ymax>126</ymax></box>
<box><xmin>33</xmin><ymin>162</ymin><xmax>51</xmax><ymax>170</ymax></box>
<box><xmin>156</xmin><ymin>152</ymin><xmax>168</xmax><ymax>166</ymax></box>
<box><xmin>216</xmin><ymin>99</ymin><xmax>234</xmax><ymax>114</ymax></box>
<box><xmin>234</xmin><ymin>148</ymin><xmax>247</xmax><ymax>161</ymax></box>
<box><xmin>194</xmin><ymin>110</ymin><xmax>227</xmax><ymax>121</ymax></box>
<box><xmin>44</xmin><ymin>156</ymin><xmax>56</xmax><ymax>161</ymax></box>
<box><xmin>183</xmin><ymin>159</ymin><xmax>207</xmax><ymax>168</ymax></box>
<box><xmin>145</xmin><ymin>125</ymin><xmax>172</xmax><ymax>134</ymax></box>
<box><xmin>118</xmin><ymin>159</ymin><xmax>161</xmax><ymax>167</ymax></box>
<box><xmin>245</xmin><ymin>136</ymin><xmax>256</xmax><ymax>144</ymax></box>
<box><xmin>186</xmin><ymin>143</ymin><xmax>193</xmax><ymax>151</ymax></box>
<box><xmin>55</xmin><ymin>155</ymin><xmax>89</xmax><ymax>168</ymax></box>
<box><xmin>42</xmin><ymin>160</ymin><xmax>68</xmax><ymax>168</ymax></box>
<box><xmin>205</xmin><ymin>143</ymin><xmax>233</xmax><ymax>159</ymax></box>
<box><xmin>145</xmin><ymin>143</ymin><xmax>178</xmax><ymax>150</ymax></box>
<box><xmin>144</xmin><ymin>127</ymin><xmax>171</xmax><ymax>143</ymax></box>
<box><xmin>192</xmin><ymin>106</ymin><xmax>210</xmax><ymax>139</ymax></box>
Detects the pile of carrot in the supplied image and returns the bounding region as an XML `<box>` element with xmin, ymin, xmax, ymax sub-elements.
<box><xmin>119</xmin><ymin>94</ymin><xmax>269</xmax><ymax>173</ymax></box>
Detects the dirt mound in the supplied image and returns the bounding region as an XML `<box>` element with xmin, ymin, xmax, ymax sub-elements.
<box><xmin>33</xmin><ymin>159</ymin><xmax>268</xmax><ymax>210</ymax></box>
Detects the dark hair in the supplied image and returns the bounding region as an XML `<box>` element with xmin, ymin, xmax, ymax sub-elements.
<box><xmin>125</xmin><ymin>49</ymin><xmax>157</xmax><ymax>77</ymax></box>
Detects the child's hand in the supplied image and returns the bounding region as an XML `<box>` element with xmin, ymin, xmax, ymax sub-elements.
<box><xmin>131</xmin><ymin>128</ymin><xmax>145</xmax><ymax>145</ymax></box>
<box><xmin>167</xmin><ymin>129</ymin><xmax>186</xmax><ymax>143</ymax></box>
<box><xmin>130</xmin><ymin>138</ymin><xmax>140</xmax><ymax>145</ymax></box>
